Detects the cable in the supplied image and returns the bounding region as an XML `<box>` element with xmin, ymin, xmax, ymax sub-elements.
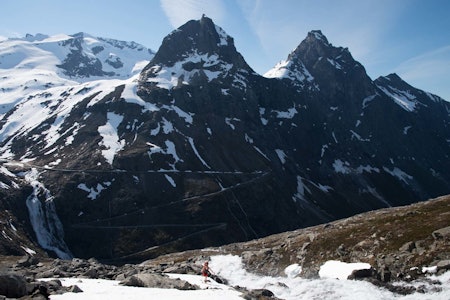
<box><xmin>1</xmin><ymin>159</ymin><xmax>267</xmax><ymax>175</ymax></box>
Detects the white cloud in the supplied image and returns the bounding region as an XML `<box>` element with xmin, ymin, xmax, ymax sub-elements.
<box><xmin>160</xmin><ymin>0</ymin><xmax>226</xmax><ymax>28</ymax></box>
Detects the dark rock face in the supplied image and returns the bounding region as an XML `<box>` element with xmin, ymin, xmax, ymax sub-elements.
<box><xmin>0</xmin><ymin>17</ymin><xmax>449</xmax><ymax>260</ymax></box>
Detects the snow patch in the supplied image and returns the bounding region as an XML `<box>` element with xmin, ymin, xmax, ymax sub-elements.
<box><xmin>225</xmin><ymin>117</ymin><xmax>240</xmax><ymax>130</ymax></box>
<box><xmin>273</xmin><ymin>106</ymin><xmax>298</xmax><ymax>119</ymax></box>
<box><xmin>98</xmin><ymin>112</ymin><xmax>125</xmax><ymax>165</ymax></box>
<box><xmin>350</xmin><ymin>130</ymin><xmax>370</xmax><ymax>142</ymax></box>
<box><xmin>403</xmin><ymin>126</ymin><xmax>412</xmax><ymax>135</ymax></box>
<box><xmin>77</xmin><ymin>181</ymin><xmax>112</xmax><ymax>200</ymax></box>
<box><xmin>275</xmin><ymin>149</ymin><xmax>287</xmax><ymax>164</ymax></box>
<box><xmin>362</xmin><ymin>94</ymin><xmax>377</xmax><ymax>109</ymax></box>
<box><xmin>383</xmin><ymin>167</ymin><xmax>413</xmax><ymax>184</ymax></box>
<box><xmin>146</xmin><ymin>51</ymin><xmax>233</xmax><ymax>89</ymax></box>
<box><xmin>293</xmin><ymin>176</ymin><xmax>311</xmax><ymax>202</ymax></box>
<box><xmin>188</xmin><ymin>137</ymin><xmax>210</xmax><ymax>169</ymax></box>
<box><xmin>327</xmin><ymin>58</ymin><xmax>342</xmax><ymax>69</ymax></box>
<box><xmin>333</xmin><ymin>159</ymin><xmax>351</xmax><ymax>174</ymax></box>
<box><xmin>284</xmin><ymin>264</ymin><xmax>302</xmax><ymax>278</ymax></box>
<box><xmin>259</xmin><ymin>107</ymin><xmax>268</xmax><ymax>125</ymax></box>
<box><xmin>378</xmin><ymin>85</ymin><xmax>417</xmax><ymax>112</ymax></box>
<box><xmin>164</xmin><ymin>174</ymin><xmax>176</xmax><ymax>187</ymax></box>
<box><xmin>319</xmin><ymin>260</ymin><xmax>371</xmax><ymax>280</ymax></box>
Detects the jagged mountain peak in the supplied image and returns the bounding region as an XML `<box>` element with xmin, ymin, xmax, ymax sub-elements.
<box><xmin>305</xmin><ymin>30</ymin><xmax>330</xmax><ymax>46</ymax></box>
<box><xmin>140</xmin><ymin>16</ymin><xmax>254</xmax><ymax>90</ymax></box>
<box><xmin>150</xmin><ymin>15</ymin><xmax>234</xmax><ymax>64</ymax></box>
<box><xmin>265</xmin><ymin>30</ymin><xmax>371</xmax><ymax>97</ymax></box>
<box><xmin>375</xmin><ymin>73</ymin><xmax>448</xmax><ymax>111</ymax></box>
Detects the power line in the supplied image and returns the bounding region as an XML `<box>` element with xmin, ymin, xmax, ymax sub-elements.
<box><xmin>1</xmin><ymin>159</ymin><xmax>268</xmax><ymax>175</ymax></box>
<box><xmin>70</xmin><ymin>170</ymin><xmax>270</xmax><ymax>228</ymax></box>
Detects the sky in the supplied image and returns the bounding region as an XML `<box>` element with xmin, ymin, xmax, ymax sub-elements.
<box><xmin>1</xmin><ymin>0</ymin><xmax>449</xmax><ymax>100</ymax></box>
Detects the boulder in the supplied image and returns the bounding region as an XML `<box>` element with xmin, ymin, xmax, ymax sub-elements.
<box><xmin>436</xmin><ymin>260</ymin><xmax>450</xmax><ymax>271</ymax></box>
<box><xmin>347</xmin><ymin>268</ymin><xmax>375</xmax><ymax>280</ymax></box>
<box><xmin>16</xmin><ymin>255</ymin><xmax>39</xmax><ymax>268</ymax></box>
<box><xmin>0</xmin><ymin>273</ymin><xmax>27</xmax><ymax>298</ymax></box>
<box><xmin>432</xmin><ymin>226</ymin><xmax>450</xmax><ymax>240</ymax></box>
<box><xmin>240</xmin><ymin>288</ymin><xmax>280</xmax><ymax>300</ymax></box>
<box><xmin>120</xmin><ymin>273</ymin><xmax>199</xmax><ymax>290</ymax></box>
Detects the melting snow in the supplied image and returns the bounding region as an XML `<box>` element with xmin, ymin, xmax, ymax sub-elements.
<box><xmin>383</xmin><ymin>167</ymin><xmax>413</xmax><ymax>184</ymax></box>
<box><xmin>319</xmin><ymin>260</ymin><xmax>371</xmax><ymax>280</ymax></box>
<box><xmin>378</xmin><ymin>85</ymin><xmax>417</xmax><ymax>112</ymax></box>
<box><xmin>274</xmin><ymin>106</ymin><xmax>298</xmax><ymax>119</ymax></box>
<box><xmin>259</xmin><ymin>107</ymin><xmax>269</xmax><ymax>125</ymax></box>
<box><xmin>146</xmin><ymin>51</ymin><xmax>232</xmax><ymax>89</ymax></box>
<box><xmin>350</xmin><ymin>130</ymin><xmax>370</xmax><ymax>142</ymax></box>
<box><xmin>161</xmin><ymin>118</ymin><xmax>174</xmax><ymax>134</ymax></box>
<box><xmin>122</xmin><ymin>80</ymin><xmax>159</xmax><ymax>112</ymax></box>
<box><xmin>327</xmin><ymin>58</ymin><xmax>343</xmax><ymax>69</ymax></box>
<box><xmin>147</xmin><ymin>140</ymin><xmax>183</xmax><ymax>169</ymax></box>
<box><xmin>164</xmin><ymin>174</ymin><xmax>176</xmax><ymax>187</ymax></box>
<box><xmin>275</xmin><ymin>149</ymin><xmax>287</xmax><ymax>164</ymax></box>
<box><xmin>188</xmin><ymin>137</ymin><xmax>210</xmax><ymax>169</ymax></box>
<box><xmin>77</xmin><ymin>181</ymin><xmax>112</xmax><ymax>200</ymax></box>
<box><xmin>225</xmin><ymin>117</ymin><xmax>240</xmax><ymax>130</ymax></box>
<box><xmin>293</xmin><ymin>176</ymin><xmax>311</xmax><ymax>202</ymax></box>
<box><xmin>403</xmin><ymin>126</ymin><xmax>412</xmax><ymax>135</ymax></box>
<box><xmin>333</xmin><ymin>159</ymin><xmax>351</xmax><ymax>174</ymax></box>
<box><xmin>215</xmin><ymin>25</ymin><xmax>229</xmax><ymax>46</ymax></box>
<box><xmin>98</xmin><ymin>112</ymin><xmax>125</xmax><ymax>165</ymax></box>
<box><xmin>362</xmin><ymin>94</ymin><xmax>377</xmax><ymax>109</ymax></box>
<box><xmin>264</xmin><ymin>59</ymin><xmax>314</xmax><ymax>85</ymax></box>
<box><xmin>30</xmin><ymin>254</ymin><xmax>450</xmax><ymax>300</ymax></box>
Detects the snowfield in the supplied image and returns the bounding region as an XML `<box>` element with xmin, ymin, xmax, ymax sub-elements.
<box><xmin>47</xmin><ymin>255</ymin><xmax>450</xmax><ymax>300</ymax></box>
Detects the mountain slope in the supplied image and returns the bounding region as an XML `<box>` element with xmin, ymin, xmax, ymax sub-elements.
<box><xmin>142</xmin><ymin>194</ymin><xmax>450</xmax><ymax>282</ymax></box>
<box><xmin>0</xmin><ymin>17</ymin><xmax>449</xmax><ymax>260</ymax></box>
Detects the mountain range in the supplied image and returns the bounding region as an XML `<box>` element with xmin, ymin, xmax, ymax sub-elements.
<box><xmin>0</xmin><ymin>16</ymin><xmax>449</xmax><ymax>261</ymax></box>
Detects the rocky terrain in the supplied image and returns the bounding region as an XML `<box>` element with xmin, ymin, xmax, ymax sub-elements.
<box><xmin>0</xmin><ymin>194</ymin><xmax>448</xmax><ymax>298</ymax></box>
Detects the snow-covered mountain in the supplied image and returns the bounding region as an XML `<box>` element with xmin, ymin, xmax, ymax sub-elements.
<box><xmin>0</xmin><ymin>32</ymin><xmax>153</xmax><ymax>117</ymax></box>
<box><xmin>0</xmin><ymin>16</ymin><xmax>449</xmax><ymax>261</ymax></box>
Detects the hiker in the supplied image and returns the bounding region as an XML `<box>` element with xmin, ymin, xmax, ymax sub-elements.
<box><xmin>201</xmin><ymin>261</ymin><xmax>213</xmax><ymax>282</ymax></box>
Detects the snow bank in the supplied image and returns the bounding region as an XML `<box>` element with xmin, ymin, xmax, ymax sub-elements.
<box><xmin>319</xmin><ymin>260</ymin><xmax>371</xmax><ymax>280</ymax></box>
<box><xmin>48</xmin><ymin>277</ymin><xmax>242</xmax><ymax>300</ymax></box>
<box><xmin>45</xmin><ymin>255</ymin><xmax>450</xmax><ymax>300</ymax></box>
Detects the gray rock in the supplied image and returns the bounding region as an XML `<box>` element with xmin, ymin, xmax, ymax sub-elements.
<box><xmin>432</xmin><ymin>226</ymin><xmax>450</xmax><ymax>239</ymax></box>
<box><xmin>0</xmin><ymin>273</ymin><xmax>28</xmax><ymax>298</ymax></box>
<box><xmin>348</xmin><ymin>268</ymin><xmax>374</xmax><ymax>280</ymax></box>
<box><xmin>399</xmin><ymin>241</ymin><xmax>415</xmax><ymax>252</ymax></box>
<box><xmin>83</xmin><ymin>268</ymin><xmax>99</xmax><ymax>279</ymax></box>
<box><xmin>68</xmin><ymin>285</ymin><xmax>83</xmax><ymax>293</ymax></box>
<box><xmin>120</xmin><ymin>273</ymin><xmax>199</xmax><ymax>290</ymax></box>
<box><xmin>437</xmin><ymin>260</ymin><xmax>450</xmax><ymax>271</ymax></box>
<box><xmin>16</xmin><ymin>255</ymin><xmax>39</xmax><ymax>268</ymax></box>
<box><xmin>239</xmin><ymin>288</ymin><xmax>280</xmax><ymax>300</ymax></box>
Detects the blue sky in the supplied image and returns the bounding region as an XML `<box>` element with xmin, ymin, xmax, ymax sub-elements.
<box><xmin>1</xmin><ymin>0</ymin><xmax>449</xmax><ymax>100</ymax></box>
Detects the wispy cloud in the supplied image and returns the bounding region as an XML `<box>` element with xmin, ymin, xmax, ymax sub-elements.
<box><xmin>160</xmin><ymin>0</ymin><xmax>226</xmax><ymax>28</ymax></box>
<box><xmin>394</xmin><ymin>46</ymin><xmax>450</xmax><ymax>81</ymax></box>
<box><xmin>393</xmin><ymin>45</ymin><xmax>450</xmax><ymax>100</ymax></box>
